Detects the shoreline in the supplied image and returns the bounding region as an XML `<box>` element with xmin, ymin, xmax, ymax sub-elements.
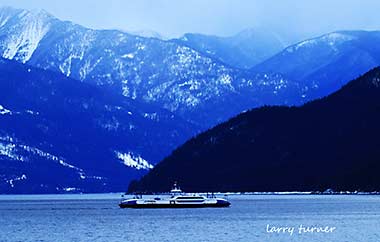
<box><xmin>1</xmin><ymin>191</ymin><xmax>380</xmax><ymax>197</ymax></box>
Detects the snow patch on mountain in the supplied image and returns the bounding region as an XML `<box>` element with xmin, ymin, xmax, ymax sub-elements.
<box><xmin>5</xmin><ymin>174</ymin><xmax>27</xmax><ymax>188</ymax></box>
<box><xmin>62</xmin><ymin>187</ymin><xmax>80</xmax><ymax>192</ymax></box>
<box><xmin>178</xmin><ymin>80</ymin><xmax>201</xmax><ymax>90</ymax></box>
<box><xmin>136</xmin><ymin>43</ymin><xmax>146</xmax><ymax>51</ymax></box>
<box><xmin>143</xmin><ymin>112</ymin><xmax>159</xmax><ymax>121</ymax></box>
<box><xmin>100</xmin><ymin>116</ymin><xmax>120</xmax><ymax>131</ymax></box>
<box><xmin>19</xmin><ymin>145</ymin><xmax>87</xmax><ymax>179</ymax></box>
<box><xmin>25</xmin><ymin>110</ymin><xmax>39</xmax><ymax>115</ymax></box>
<box><xmin>0</xmin><ymin>14</ymin><xmax>10</xmax><ymax>28</ymax></box>
<box><xmin>0</xmin><ymin>105</ymin><xmax>12</xmax><ymax>115</ymax></box>
<box><xmin>287</xmin><ymin>33</ymin><xmax>356</xmax><ymax>53</ymax></box>
<box><xmin>79</xmin><ymin>56</ymin><xmax>102</xmax><ymax>80</ymax></box>
<box><xmin>322</xmin><ymin>33</ymin><xmax>355</xmax><ymax>44</ymax></box>
<box><xmin>116</xmin><ymin>151</ymin><xmax>154</xmax><ymax>170</ymax></box>
<box><xmin>0</xmin><ymin>141</ymin><xmax>22</xmax><ymax>161</ymax></box>
<box><xmin>122</xmin><ymin>53</ymin><xmax>135</xmax><ymax>59</ymax></box>
<box><xmin>0</xmin><ymin>7</ymin><xmax>20</xmax><ymax>27</ymax></box>
<box><xmin>371</xmin><ymin>77</ymin><xmax>380</xmax><ymax>87</ymax></box>
<box><xmin>218</xmin><ymin>74</ymin><xmax>234</xmax><ymax>89</ymax></box>
<box><xmin>0</xmin><ymin>135</ymin><xmax>88</xmax><ymax>179</ymax></box>
<box><xmin>1</xmin><ymin>9</ymin><xmax>51</xmax><ymax>63</ymax></box>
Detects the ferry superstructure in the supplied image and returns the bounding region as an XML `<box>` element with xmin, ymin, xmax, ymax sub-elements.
<box><xmin>119</xmin><ymin>183</ymin><xmax>231</xmax><ymax>208</ymax></box>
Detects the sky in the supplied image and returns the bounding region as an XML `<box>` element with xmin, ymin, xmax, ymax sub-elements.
<box><xmin>0</xmin><ymin>0</ymin><xmax>380</xmax><ymax>42</ymax></box>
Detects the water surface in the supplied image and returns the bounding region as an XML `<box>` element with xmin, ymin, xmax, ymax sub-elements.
<box><xmin>1</xmin><ymin>194</ymin><xmax>379</xmax><ymax>242</ymax></box>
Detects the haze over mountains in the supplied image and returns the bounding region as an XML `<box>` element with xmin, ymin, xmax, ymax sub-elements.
<box><xmin>253</xmin><ymin>31</ymin><xmax>380</xmax><ymax>99</ymax></box>
<box><xmin>0</xmin><ymin>6</ymin><xmax>379</xmax><ymax>193</ymax></box>
<box><xmin>175</xmin><ymin>28</ymin><xmax>285</xmax><ymax>69</ymax></box>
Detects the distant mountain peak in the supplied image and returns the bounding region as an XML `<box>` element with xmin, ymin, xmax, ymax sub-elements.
<box><xmin>19</xmin><ymin>8</ymin><xmax>55</xmax><ymax>22</ymax></box>
<box><xmin>284</xmin><ymin>30</ymin><xmax>380</xmax><ymax>54</ymax></box>
<box><xmin>285</xmin><ymin>32</ymin><xmax>356</xmax><ymax>53</ymax></box>
<box><xmin>28</xmin><ymin>8</ymin><xmax>51</xmax><ymax>16</ymax></box>
<box><xmin>177</xmin><ymin>28</ymin><xmax>285</xmax><ymax>68</ymax></box>
<box><xmin>0</xmin><ymin>6</ymin><xmax>54</xmax><ymax>23</ymax></box>
<box><xmin>126</xmin><ymin>29</ymin><xmax>167</xmax><ymax>40</ymax></box>
<box><xmin>234</xmin><ymin>27</ymin><xmax>262</xmax><ymax>38</ymax></box>
<box><xmin>0</xmin><ymin>7</ymin><xmax>54</xmax><ymax>63</ymax></box>
<box><xmin>252</xmin><ymin>30</ymin><xmax>380</xmax><ymax>102</ymax></box>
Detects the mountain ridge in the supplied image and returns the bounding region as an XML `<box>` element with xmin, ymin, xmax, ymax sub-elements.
<box><xmin>252</xmin><ymin>30</ymin><xmax>380</xmax><ymax>100</ymax></box>
<box><xmin>0</xmin><ymin>57</ymin><xmax>198</xmax><ymax>193</ymax></box>
<box><xmin>0</xmin><ymin>6</ymin><xmax>316</xmax><ymax>127</ymax></box>
<box><xmin>173</xmin><ymin>28</ymin><xmax>285</xmax><ymax>69</ymax></box>
<box><xmin>129</xmin><ymin>67</ymin><xmax>380</xmax><ymax>193</ymax></box>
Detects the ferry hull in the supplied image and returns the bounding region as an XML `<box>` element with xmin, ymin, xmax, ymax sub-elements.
<box><xmin>119</xmin><ymin>202</ymin><xmax>230</xmax><ymax>209</ymax></box>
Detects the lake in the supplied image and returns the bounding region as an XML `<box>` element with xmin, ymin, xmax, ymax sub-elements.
<box><xmin>0</xmin><ymin>194</ymin><xmax>379</xmax><ymax>242</ymax></box>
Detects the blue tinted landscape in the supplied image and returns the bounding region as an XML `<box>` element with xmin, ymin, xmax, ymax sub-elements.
<box><xmin>1</xmin><ymin>0</ymin><xmax>380</xmax><ymax>241</ymax></box>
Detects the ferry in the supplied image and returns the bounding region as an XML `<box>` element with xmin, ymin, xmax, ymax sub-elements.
<box><xmin>119</xmin><ymin>183</ymin><xmax>231</xmax><ymax>209</ymax></box>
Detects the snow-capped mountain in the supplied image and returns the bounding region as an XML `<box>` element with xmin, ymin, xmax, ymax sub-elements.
<box><xmin>0</xmin><ymin>7</ymin><xmax>52</xmax><ymax>63</ymax></box>
<box><xmin>0</xmin><ymin>58</ymin><xmax>197</xmax><ymax>193</ymax></box>
<box><xmin>0</xmin><ymin>7</ymin><xmax>310</xmax><ymax>127</ymax></box>
<box><xmin>4</xmin><ymin>7</ymin><xmax>377</xmax><ymax>193</ymax></box>
<box><xmin>252</xmin><ymin>31</ymin><xmax>380</xmax><ymax>99</ymax></box>
<box><xmin>174</xmin><ymin>28</ymin><xmax>285</xmax><ymax>69</ymax></box>
<box><xmin>126</xmin><ymin>29</ymin><xmax>167</xmax><ymax>40</ymax></box>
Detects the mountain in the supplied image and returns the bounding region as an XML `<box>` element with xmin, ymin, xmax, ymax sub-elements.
<box><xmin>129</xmin><ymin>67</ymin><xmax>380</xmax><ymax>193</ymax></box>
<box><xmin>0</xmin><ymin>7</ymin><xmax>310</xmax><ymax>127</ymax></box>
<box><xmin>0</xmin><ymin>58</ymin><xmax>197</xmax><ymax>193</ymax></box>
<box><xmin>252</xmin><ymin>31</ymin><xmax>380</xmax><ymax>100</ymax></box>
<box><xmin>126</xmin><ymin>29</ymin><xmax>167</xmax><ymax>40</ymax></box>
<box><xmin>174</xmin><ymin>28</ymin><xmax>285</xmax><ymax>69</ymax></box>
